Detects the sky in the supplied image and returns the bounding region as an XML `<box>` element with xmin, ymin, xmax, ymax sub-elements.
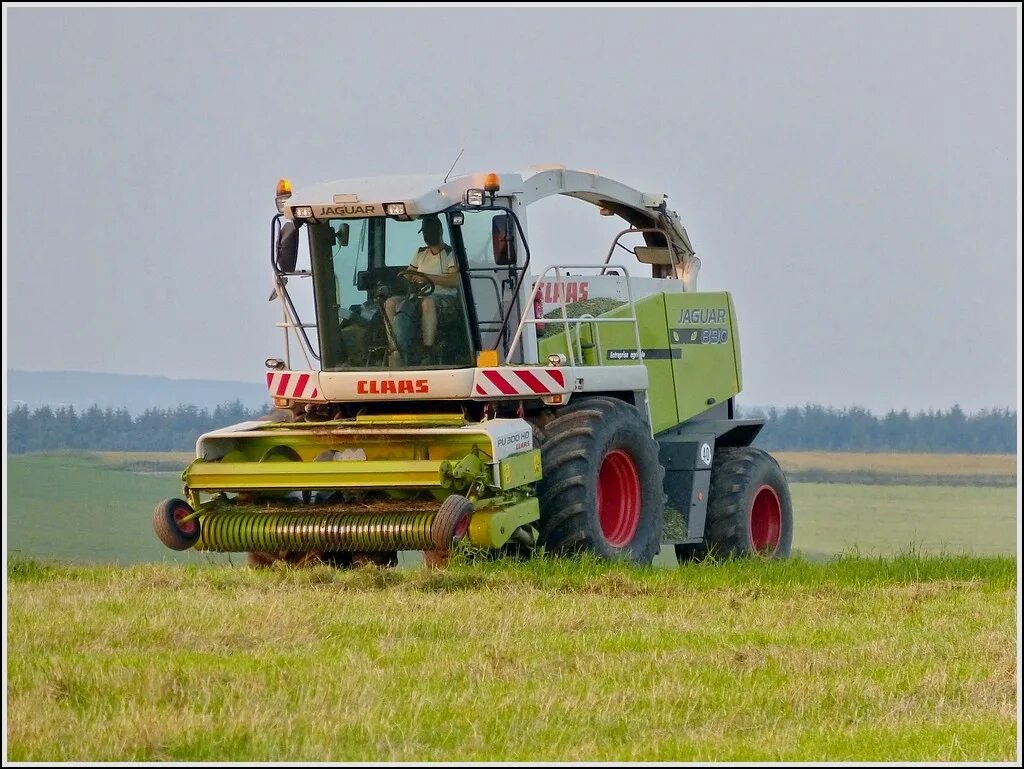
<box><xmin>3</xmin><ymin>5</ymin><xmax>1020</xmax><ymax>414</ymax></box>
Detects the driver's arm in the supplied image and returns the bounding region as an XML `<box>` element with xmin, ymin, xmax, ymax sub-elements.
<box><xmin>404</xmin><ymin>268</ymin><xmax>459</xmax><ymax>288</ymax></box>
<box><xmin>429</xmin><ymin>270</ymin><xmax>460</xmax><ymax>288</ymax></box>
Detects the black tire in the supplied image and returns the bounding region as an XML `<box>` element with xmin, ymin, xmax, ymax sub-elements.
<box><xmin>535</xmin><ymin>396</ymin><xmax>664</xmax><ymax>564</ymax></box>
<box><xmin>703</xmin><ymin>447</ymin><xmax>793</xmax><ymax>558</ymax></box>
<box><xmin>431</xmin><ymin>494</ymin><xmax>473</xmax><ymax>550</ymax></box>
<box><xmin>153</xmin><ymin>498</ymin><xmax>200</xmax><ymax>551</ymax></box>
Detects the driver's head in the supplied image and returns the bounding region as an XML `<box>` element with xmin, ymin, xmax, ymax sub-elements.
<box><xmin>420</xmin><ymin>215</ymin><xmax>443</xmax><ymax>248</ymax></box>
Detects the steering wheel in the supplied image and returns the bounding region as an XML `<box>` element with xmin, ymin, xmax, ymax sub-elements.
<box><xmin>399</xmin><ymin>269</ymin><xmax>436</xmax><ymax>299</ymax></box>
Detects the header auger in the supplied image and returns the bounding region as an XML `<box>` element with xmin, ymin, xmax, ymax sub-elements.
<box><xmin>153</xmin><ymin>165</ymin><xmax>793</xmax><ymax>567</ymax></box>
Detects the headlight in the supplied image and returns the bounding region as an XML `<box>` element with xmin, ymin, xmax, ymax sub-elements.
<box><xmin>292</xmin><ymin>205</ymin><xmax>313</xmax><ymax>219</ymax></box>
<box><xmin>385</xmin><ymin>202</ymin><xmax>407</xmax><ymax>217</ymax></box>
<box><xmin>465</xmin><ymin>189</ymin><xmax>484</xmax><ymax>206</ymax></box>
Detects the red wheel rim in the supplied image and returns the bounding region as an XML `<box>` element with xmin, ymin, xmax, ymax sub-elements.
<box><xmin>597</xmin><ymin>449</ymin><xmax>641</xmax><ymax>547</ymax></box>
<box><xmin>174</xmin><ymin>507</ymin><xmax>197</xmax><ymax>536</ymax></box>
<box><xmin>749</xmin><ymin>485</ymin><xmax>782</xmax><ymax>553</ymax></box>
<box><xmin>454</xmin><ymin>515</ymin><xmax>470</xmax><ymax>541</ymax></box>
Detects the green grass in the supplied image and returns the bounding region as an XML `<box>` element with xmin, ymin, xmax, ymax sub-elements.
<box><xmin>787</xmin><ymin>483</ymin><xmax>1017</xmax><ymax>558</ymax></box>
<box><xmin>6</xmin><ymin>453</ymin><xmax>1018</xmax><ymax>565</ymax></box>
<box><xmin>5</xmin><ymin>452</ymin><xmax>231</xmax><ymax>566</ymax></box>
<box><xmin>5</xmin><ymin>554</ymin><xmax>1016</xmax><ymax>762</ymax></box>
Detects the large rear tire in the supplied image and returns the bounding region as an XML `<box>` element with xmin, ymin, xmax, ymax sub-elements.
<box><xmin>535</xmin><ymin>396</ymin><xmax>664</xmax><ymax>564</ymax></box>
<box><xmin>702</xmin><ymin>447</ymin><xmax>793</xmax><ymax>559</ymax></box>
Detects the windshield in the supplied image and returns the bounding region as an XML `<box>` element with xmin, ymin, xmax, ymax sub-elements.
<box><xmin>308</xmin><ymin>215</ymin><xmax>474</xmax><ymax>370</ymax></box>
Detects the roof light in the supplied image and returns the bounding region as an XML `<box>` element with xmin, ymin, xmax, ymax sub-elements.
<box><xmin>484</xmin><ymin>172</ymin><xmax>500</xmax><ymax>192</ymax></box>
<box><xmin>292</xmin><ymin>205</ymin><xmax>313</xmax><ymax>219</ymax></box>
<box><xmin>465</xmin><ymin>189</ymin><xmax>484</xmax><ymax>206</ymax></box>
<box><xmin>384</xmin><ymin>202</ymin><xmax>407</xmax><ymax>217</ymax></box>
<box><xmin>275</xmin><ymin>178</ymin><xmax>293</xmax><ymax>213</ymax></box>
<box><xmin>450</xmin><ymin>212</ymin><xmax>464</xmax><ymax>226</ymax></box>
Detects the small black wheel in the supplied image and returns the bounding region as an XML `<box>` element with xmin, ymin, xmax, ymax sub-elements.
<box><xmin>431</xmin><ymin>494</ymin><xmax>473</xmax><ymax>550</ymax></box>
<box><xmin>153</xmin><ymin>498</ymin><xmax>200</xmax><ymax>551</ymax></box>
<box><xmin>703</xmin><ymin>447</ymin><xmax>793</xmax><ymax>558</ymax></box>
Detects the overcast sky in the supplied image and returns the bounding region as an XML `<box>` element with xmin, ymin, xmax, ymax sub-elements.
<box><xmin>4</xmin><ymin>6</ymin><xmax>1020</xmax><ymax>414</ymax></box>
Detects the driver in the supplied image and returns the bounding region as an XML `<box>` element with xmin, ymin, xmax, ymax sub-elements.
<box><xmin>385</xmin><ymin>214</ymin><xmax>460</xmax><ymax>363</ymax></box>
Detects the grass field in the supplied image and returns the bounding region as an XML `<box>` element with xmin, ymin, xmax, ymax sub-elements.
<box><xmin>6</xmin><ymin>453</ymin><xmax>232</xmax><ymax>566</ymax></box>
<box><xmin>5</xmin><ymin>452</ymin><xmax>1018</xmax><ymax>564</ymax></box>
<box><xmin>6</xmin><ymin>554</ymin><xmax>1017</xmax><ymax>762</ymax></box>
<box><xmin>5</xmin><ymin>452</ymin><xmax>1020</xmax><ymax>761</ymax></box>
<box><xmin>772</xmin><ymin>451</ymin><xmax>1017</xmax><ymax>477</ymax></box>
<box><xmin>772</xmin><ymin>451</ymin><xmax>1017</xmax><ymax>487</ymax></box>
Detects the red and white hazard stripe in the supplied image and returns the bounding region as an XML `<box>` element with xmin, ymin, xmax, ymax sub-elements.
<box><xmin>265</xmin><ymin>371</ymin><xmax>325</xmax><ymax>401</ymax></box>
<box><xmin>473</xmin><ymin>367</ymin><xmax>568</xmax><ymax>398</ymax></box>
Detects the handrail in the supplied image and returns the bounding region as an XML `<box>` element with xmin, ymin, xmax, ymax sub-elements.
<box><xmin>505</xmin><ymin>263</ymin><xmax>643</xmax><ymax>367</ymax></box>
<box><xmin>269</xmin><ymin>214</ymin><xmax>320</xmax><ymax>369</ymax></box>
<box><xmin>271</xmin><ymin>282</ymin><xmax>317</xmax><ymax>370</ymax></box>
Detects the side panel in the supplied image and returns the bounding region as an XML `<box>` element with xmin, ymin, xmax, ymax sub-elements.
<box><xmin>656</xmin><ymin>417</ymin><xmax>766</xmax><ymax>543</ymax></box>
<box><xmin>536</xmin><ymin>293</ymin><xmax>679</xmax><ymax>433</ymax></box>
<box><xmin>659</xmin><ymin>433</ymin><xmax>715</xmax><ymax>544</ymax></box>
<box><xmin>663</xmin><ymin>292</ymin><xmax>741</xmax><ymax>423</ymax></box>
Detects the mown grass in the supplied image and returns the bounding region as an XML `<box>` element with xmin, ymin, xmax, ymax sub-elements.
<box><xmin>5</xmin><ymin>554</ymin><xmax>1017</xmax><ymax>762</ymax></box>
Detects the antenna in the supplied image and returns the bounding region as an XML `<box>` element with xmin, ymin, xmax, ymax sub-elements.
<box><xmin>444</xmin><ymin>148</ymin><xmax>465</xmax><ymax>183</ymax></box>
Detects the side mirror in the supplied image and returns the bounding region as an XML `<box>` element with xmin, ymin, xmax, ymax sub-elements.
<box><xmin>276</xmin><ymin>221</ymin><xmax>299</xmax><ymax>272</ymax></box>
<box><xmin>335</xmin><ymin>222</ymin><xmax>350</xmax><ymax>248</ymax></box>
<box><xmin>633</xmin><ymin>246</ymin><xmax>673</xmax><ymax>265</ymax></box>
<box><xmin>492</xmin><ymin>214</ymin><xmax>517</xmax><ymax>266</ymax></box>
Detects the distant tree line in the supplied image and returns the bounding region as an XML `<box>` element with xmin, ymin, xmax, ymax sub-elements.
<box><xmin>6</xmin><ymin>401</ymin><xmax>267</xmax><ymax>454</ymax></box>
<box><xmin>3</xmin><ymin>401</ymin><xmax>1017</xmax><ymax>454</ymax></box>
<box><xmin>743</xmin><ymin>404</ymin><xmax>1016</xmax><ymax>453</ymax></box>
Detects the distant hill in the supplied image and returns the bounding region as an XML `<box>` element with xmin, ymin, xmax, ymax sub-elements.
<box><xmin>6</xmin><ymin>370</ymin><xmax>270</xmax><ymax>415</ymax></box>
